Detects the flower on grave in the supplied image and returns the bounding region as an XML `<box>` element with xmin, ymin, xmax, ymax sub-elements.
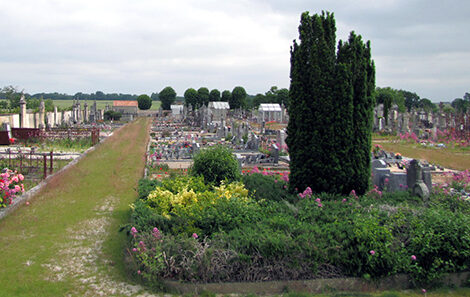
<box><xmin>369</xmin><ymin>250</ymin><xmax>375</xmax><ymax>255</ymax></box>
<box><xmin>411</xmin><ymin>255</ymin><xmax>417</xmax><ymax>261</ymax></box>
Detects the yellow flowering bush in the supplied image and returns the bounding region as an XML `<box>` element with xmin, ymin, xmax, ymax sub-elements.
<box><xmin>140</xmin><ymin>176</ymin><xmax>259</xmax><ymax>237</ymax></box>
<box><xmin>213</xmin><ymin>181</ymin><xmax>249</xmax><ymax>200</ymax></box>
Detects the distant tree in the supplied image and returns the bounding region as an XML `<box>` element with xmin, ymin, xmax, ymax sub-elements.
<box><xmin>150</xmin><ymin>92</ymin><xmax>159</xmax><ymax>101</ymax></box>
<box><xmin>197</xmin><ymin>87</ymin><xmax>210</xmax><ymax>107</ymax></box>
<box><xmin>419</xmin><ymin>98</ymin><xmax>436</xmax><ymax>112</ymax></box>
<box><xmin>375</xmin><ymin>88</ymin><xmax>394</xmax><ymax>123</ymax></box>
<box><xmin>104</xmin><ymin>110</ymin><xmax>122</xmax><ymax>121</ymax></box>
<box><xmin>277</xmin><ymin>88</ymin><xmax>289</xmax><ymax>108</ymax></box>
<box><xmin>230</xmin><ymin>86</ymin><xmax>246</xmax><ymax>109</ymax></box>
<box><xmin>95</xmin><ymin>91</ymin><xmax>105</xmax><ymax>100</ymax></box>
<box><xmin>159</xmin><ymin>86</ymin><xmax>176</xmax><ymax>110</ymax></box>
<box><xmin>252</xmin><ymin>94</ymin><xmax>265</xmax><ymax>109</ymax></box>
<box><xmin>464</xmin><ymin>92</ymin><xmax>470</xmax><ymax>101</ymax></box>
<box><xmin>137</xmin><ymin>94</ymin><xmax>152</xmax><ymax>110</ymax></box>
<box><xmin>221</xmin><ymin>90</ymin><xmax>231</xmax><ymax>102</ymax></box>
<box><xmin>209</xmin><ymin>89</ymin><xmax>221</xmax><ymax>102</ymax></box>
<box><xmin>400</xmin><ymin>90</ymin><xmax>420</xmax><ymax>111</ymax></box>
<box><xmin>452</xmin><ymin>98</ymin><xmax>469</xmax><ymax>114</ymax></box>
<box><xmin>376</xmin><ymin>87</ymin><xmax>405</xmax><ymax>115</ymax></box>
<box><xmin>45</xmin><ymin>99</ymin><xmax>54</xmax><ymax>112</ymax></box>
<box><xmin>1</xmin><ymin>85</ymin><xmax>21</xmax><ymax>109</ymax></box>
<box><xmin>184</xmin><ymin>88</ymin><xmax>198</xmax><ymax>110</ymax></box>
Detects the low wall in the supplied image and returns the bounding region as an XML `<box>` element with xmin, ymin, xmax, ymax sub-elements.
<box><xmin>164</xmin><ymin>272</ymin><xmax>470</xmax><ymax>294</ymax></box>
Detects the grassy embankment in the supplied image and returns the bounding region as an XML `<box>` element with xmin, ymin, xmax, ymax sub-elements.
<box><xmin>0</xmin><ymin>118</ymin><xmax>150</xmax><ymax>296</ymax></box>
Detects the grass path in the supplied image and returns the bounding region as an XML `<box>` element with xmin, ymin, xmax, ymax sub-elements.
<box><xmin>0</xmin><ymin>118</ymin><xmax>156</xmax><ymax>297</ymax></box>
<box><xmin>372</xmin><ymin>140</ymin><xmax>470</xmax><ymax>171</ymax></box>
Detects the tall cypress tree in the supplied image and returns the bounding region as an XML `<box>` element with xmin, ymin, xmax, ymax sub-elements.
<box><xmin>287</xmin><ymin>12</ymin><xmax>375</xmax><ymax>195</ymax></box>
<box><xmin>337</xmin><ymin>32</ymin><xmax>376</xmax><ymax>194</ymax></box>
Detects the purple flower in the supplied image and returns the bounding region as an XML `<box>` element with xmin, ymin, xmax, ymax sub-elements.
<box><xmin>152</xmin><ymin>227</ymin><xmax>161</xmax><ymax>239</ymax></box>
<box><xmin>370</xmin><ymin>250</ymin><xmax>375</xmax><ymax>255</ymax></box>
<box><xmin>192</xmin><ymin>233</ymin><xmax>198</xmax><ymax>239</ymax></box>
<box><xmin>421</xmin><ymin>289</ymin><xmax>426</xmax><ymax>293</ymax></box>
<box><xmin>411</xmin><ymin>255</ymin><xmax>417</xmax><ymax>261</ymax></box>
<box><xmin>132</xmin><ymin>248</ymin><xmax>137</xmax><ymax>252</ymax></box>
<box><xmin>130</xmin><ymin>227</ymin><xmax>138</xmax><ymax>237</ymax></box>
<box><xmin>137</xmin><ymin>270</ymin><xmax>141</xmax><ymax>275</ymax></box>
<box><xmin>315</xmin><ymin>198</ymin><xmax>321</xmax><ymax>203</ymax></box>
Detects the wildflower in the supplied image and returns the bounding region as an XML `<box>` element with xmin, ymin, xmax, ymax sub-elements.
<box><xmin>25</xmin><ymin>201</ymin><xmax>30</xmax><ymax>206</ymax></box>
<box><xmin>132</xmin><ymin>248</ymin><xmax>137</xmax><ymax>252</ymax></box>
<box><xmin>421</xmin><ymin>289</ymin><xmax>426</xmax><ymax>293</ymax></box>
<box><xmin>137</xmin><ymin>270</ymin><xmax>141</xmax><ymax>275</ymax></box>
<box><xmin>411</xmin><ymin>255</ymin><xmax>417</xmax><ymax>261</ymax></box>
<box><xmin>350</xmin><ymin>189</ymin><xmax>358</xmax><ymax>198</ymax></box>
<box><xmin>317</xmin><ymin>203</ymin><xmax>323</xmax><ymax>208</ymax></box>
<box><xmin>315</xmin><ymin>198</ymin><xmax>321</xmax><ymax>203</ymax></box>
<box><xmin>152</xmin><ymin>227</ymin><xmax>161</xmax><ymax>239</ymax></box>
<box><xmin>192</xmin><ymin>233</ymin><xmax>198</xmax><ymax>239</ymax></box>
<box><xmin>342</xmin><ymin>198</ymin><xmax>347</xmax><ymax>203</ymax></box>
<box><xmin>370</xmin><ymin>250</ymin><xmax>375</xmax><ymax>255</ymax></box>
<box><xmin>130</xmin><ymin>227</ymin><xmax>138</xmax><ymax>237</ymax></box>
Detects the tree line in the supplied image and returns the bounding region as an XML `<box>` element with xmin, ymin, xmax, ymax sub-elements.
<box><xmin>375</xmin><ymin>87</ymin><xmax>470</xmax><ymax>120</ymax></box>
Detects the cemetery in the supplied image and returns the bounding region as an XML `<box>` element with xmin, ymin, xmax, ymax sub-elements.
<box><xmin>119</xmin><ymin>94</ymin><xmax>470</xmax><ymax>293</ymax></box>
<box><xmin>1</xmin><ymin>9</ymin><xmax>470</xmax><ymax>297</ymax></box>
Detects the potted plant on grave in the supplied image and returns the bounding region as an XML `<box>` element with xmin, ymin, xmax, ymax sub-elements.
<box><xmin>373</xmin><ymin>144</ymin><xmax>383</xmax><ymax>158</ymax></box>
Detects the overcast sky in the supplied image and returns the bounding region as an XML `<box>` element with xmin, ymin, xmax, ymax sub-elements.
<box><xmin>1</xmin><ymin>0</ymin><xmax>468</xmax><ymax>102</ymax></box>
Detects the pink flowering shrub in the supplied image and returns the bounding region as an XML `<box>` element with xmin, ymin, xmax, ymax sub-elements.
<box><xmin>0</xmin><ymin>169</ymin><xmax>25</xmax><ymax>208</ymax></box>
<box><xmin>399</xmin><ymin>129</ymin><xmax>469</xmax><ymax>148</ymax></box>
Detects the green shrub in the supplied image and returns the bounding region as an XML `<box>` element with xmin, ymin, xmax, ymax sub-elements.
<box><xmin>406</xmin><ymin>208</ymin><xmax>470</xmax><ymax>285</ymax></box>
<box><xmin>137</xmin><ymin>178</ymin><xmax>161</xmax><ymax>200</ymax></box>
<box><xmin>190</xmin><ymin>145</ymin><xmax>240</xmax><ymax>185</ymax></box>
<box><xmin>242</xmin><ymin>173</ymin><xmax>296</xmax><ymax>203</ymax></box>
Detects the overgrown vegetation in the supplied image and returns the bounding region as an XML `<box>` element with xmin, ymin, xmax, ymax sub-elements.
<box><xmin>127</xmin><ymin>167</ymin><xmax>470</xmax><ymax>288</ymax></box>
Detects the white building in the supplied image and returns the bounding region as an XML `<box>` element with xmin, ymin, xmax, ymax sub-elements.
<box><xmin>258</xmin><ymin>103</ymin><xmax>282</xmax><ymax>122</ymax></box>
<box><xmin>208</xmin><ymin>101</ymin><xmax>230</xmax><ymax>124</ymax></box>
<box><xmin>171</xmin><ymin>104</ymin><xmax>184</xmax><ymax>120</ymax></box>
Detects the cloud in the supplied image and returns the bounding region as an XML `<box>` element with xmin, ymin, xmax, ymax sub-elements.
<box><xmin>0</xmin><ymin>0</ymin><xmax>468</xmax><ymax>101</ymax></box>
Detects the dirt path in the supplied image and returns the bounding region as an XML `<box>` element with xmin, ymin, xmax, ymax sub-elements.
<box><xmin>0</xmin><ymin>118</ymin><xmax>158</xmax><ymax>297</ymax></box>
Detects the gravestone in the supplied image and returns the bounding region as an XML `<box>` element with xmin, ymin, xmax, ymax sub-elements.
<box><xmin>271</xmin><ymin>143</ymin><xmax>279</xmax><ymax>164</ymax></box>
<box><xmin>407</xmin><ymin>159</ymin><xmax>430</xmax><ymax>199</ymax></box>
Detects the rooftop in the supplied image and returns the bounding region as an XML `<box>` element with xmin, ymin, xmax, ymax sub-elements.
<box><xmin>259</xmin><ymin>103</ymin><xmax>282</xmax><ymax>112</ymax></box>
<box><xmin>113</xmin><ymin>101</ymin><xmax>138</xmax><ymax>107</ymax></box>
